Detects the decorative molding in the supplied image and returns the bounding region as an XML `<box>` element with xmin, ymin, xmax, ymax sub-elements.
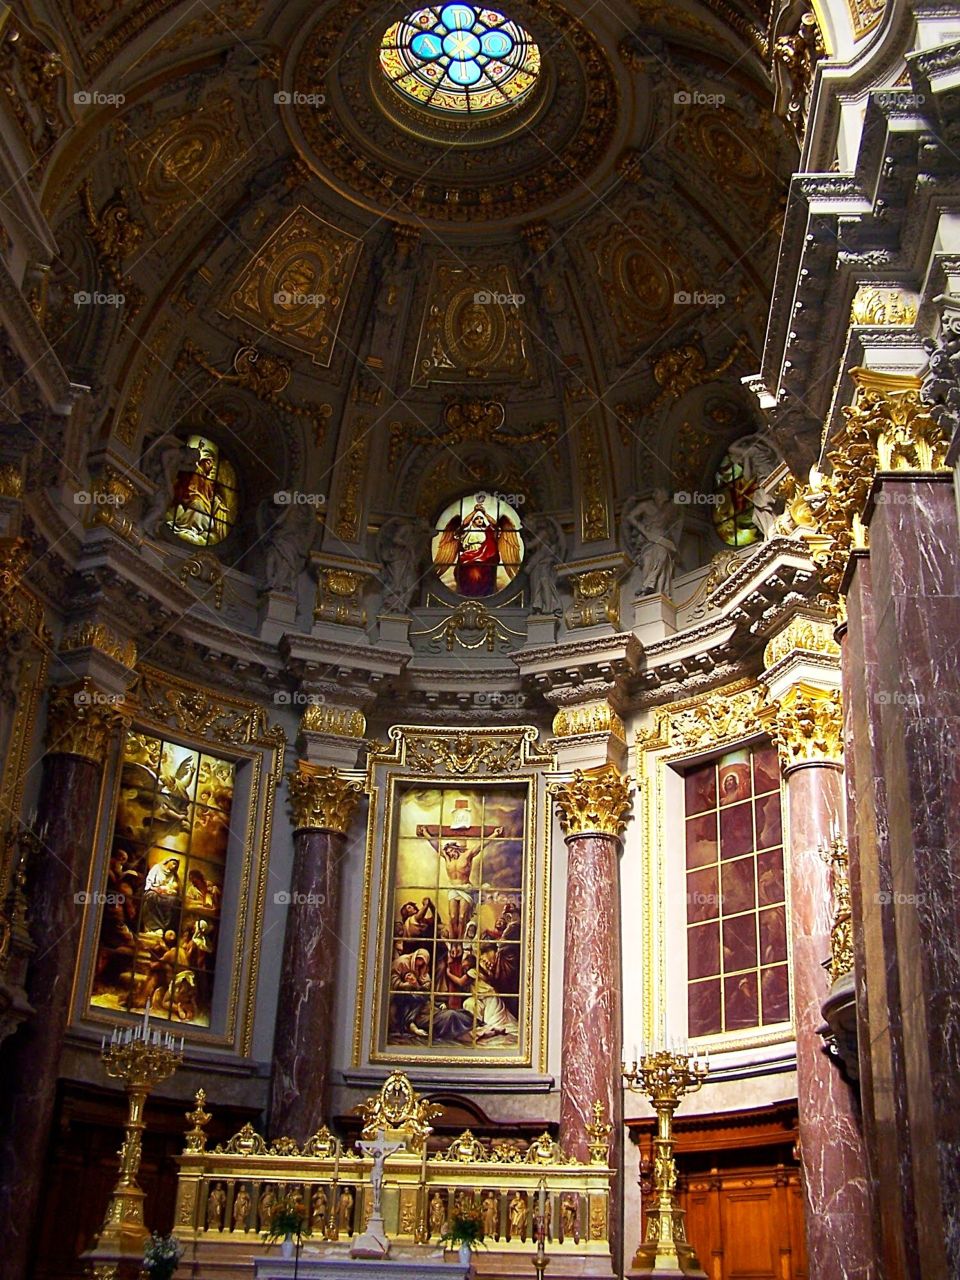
<box><xmin>300</xmin><ymin>704</ymin><xmax>367</xmax><ymax>739</ymax></box>
<box><xmin>371</xmin><ymin>724</ymin><xmax>554</xmax><ymax>776</ymax></box>
<box><xmin>552</xmin><ymin>701</ymin><xmax>626</xmax><ymax>742</ymax></box>
<box><xmin>287</xmin><ymin>762</ymin><xmax>363</xmax><ymax>834</ymax></box>
<box><xmin>550</xmin><ymin>763</ymin><xmax>634</xmax><ymax>839</ymax></box>
<box><xmin>61</xmin><ymin>621</ymin><xmax>137</xmax><ymax>668</ymax></box>
<box><xmin>769</xmin><ymin>682</ymin><xmax>843</xmax><ymax>770</ymax></box>
<box><xmin>850</xmin><ymin>285</ymin><xmax>916</xmax><ymax>326</ymax></box>
<box><xmin>638</xmin><ymin>679</ymin><xmax>772</xmax><ymax>753</ymax></box>
<box><xmin>762</xmin><ymin>615</ymin><xmax>839</xmax><ymax>670</ymax></box>
<box><xmin>44</xmin><ymin>680</ymin><xmax>127</xmax><ymax>763</ymax></box>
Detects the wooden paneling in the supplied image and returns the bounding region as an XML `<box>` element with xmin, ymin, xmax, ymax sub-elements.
<box><xmin>628</xmin><ymin>1101</ymin><xmax>807</xmax><ymax>1280</ymax></box>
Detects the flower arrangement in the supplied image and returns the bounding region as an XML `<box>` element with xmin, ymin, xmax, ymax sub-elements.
<box><xmin>440</xmin><ymin>1198</ymin><xmax>486</xmax><ymax>1252</ymax></box>
<box><xmin>143</xmin><ymin>1232</ymin><xmax>183</xmax><ymax>1280</ymax></box>
<box><xmin>262</xmin><ymin>1192</ymin><xmax>310</xmax><ymax>1242</ymax></box>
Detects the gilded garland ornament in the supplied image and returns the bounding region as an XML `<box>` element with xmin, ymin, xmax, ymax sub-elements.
<box><xmin>820</xmin><ymin>835</ymin><xmax>854</xmax><ymax>983</ymax></box>
<box><xmin>550</xmin><ymin>763</ymin><xmax>633</xmax><ymax>839</ymax></box>
<box><xmin>770</xmin><ymin>683</ymin><xmax>843</xmax><ymax>770</ymax></box>
<box><xmin>287</xmin><ymin>762</ymin><xmax>363</xmax><ymax>834</ymax></box>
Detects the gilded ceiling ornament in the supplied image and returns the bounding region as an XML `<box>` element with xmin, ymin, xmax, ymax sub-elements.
<box><xmin>763</xmin><ymin>616</ymin><xmax>840</xmax><ymax>670</ymax></box>
<box><xmin>552</xmin><ymin>701</ymin><xmax>626</xmax><ymax>742</ymax></box>
<box><xmin>299</xmin><ymin>703</ymin><xmax>367</xmax><ymax>740</ymax></box>
<box><xmin>639</xmin><ymin>679</ymin><xmax>772</xmax><ymax>753</ymax></box>
<box><xmin>45</xmin><ymin>680</ymin><xmax>126</xmax><ymax>762</ymax></box>
<box><xmin>576</xmin><ymin>417</ymin><xmax>611</xmax><ymax>542</ymax></box>
<box><xmin>287</xmin><ymin>762</ymin><xmax>363</xmax><ymax>835</ymax></box>
<box><xmin>114</xmin><ymin>314</ymin><xmax>176</xmax><ymax>446</ymax></box>
<box><xmin>153</xmin><ymin>0</ymin><xmax>262</xmax><ymax>52</ymax></box>
<box><xmin>0</xmin><ymin>24</ymin><xmax>65</xmax><ymax>157</ymax></box>
<box><xmin>850</xmin><ymin>286</ymin><xmax>917</xmax><ymax>327</ymax></box>
<box><xmin>60</xmin><ymin>622</ymin><xmax>137</xmax><ymax>668</ymax></box>
<box><xmin>550</xmin><ymin>763</ymin><xmax>634</xmax><ymax>840</ymax></box>
<box><xmin>222</xmin><ymin>206</ymin><xmax>361</xmax><ymax>367</ymax></box>
<box><xmin>0</xmin><ymin>538</ymin><xmax>32</xmax><ymax>641</ymax></box>
<box><xmin>333</xmin><ymin>418</ymin><xmax>370</xmax><ymax>544</ymax></box>
<box><xmin>644</xmin><ymin>338</ymin><xmax>749</xmax><ymax>416</ymax></box>
<box><xmin>769</xmin><ymin>683</ymin><xmax>843</xmax><ymax>769</ymax></box>
<box><xmin>389</xmin><ymin>400</ymin><xmax>560</xmax><ymax>472</ymax></box>
<box><xmin>772</xmin><ymin>9</ymin><xmax>823</xmax><ymax>143</ymax></box>
<box><xmin>129</xmin><ymin>98</ymin><xmax>237</xmax><ymax>235</ymax></box>
<box><xmin>179</xmin><ymin>551</ymin><xmax>225</xmax><ymax>610</ymax></box>
<box><xmin>413</xmin><ymin>263</ymin><xmax>531</xmax><ymax>385</ymax></box>
<box><xmin>677</xmin><ymin>109</ymin><xmax>771</xmax><ymax>203</ymax></box>
<box><xmin>81</xmin><ymin>182</ymin><xmax>145</xmax><ymax>281</ymax></box>
<box><xmin>589</xmin><ymin>217</ymin><xmax>683</xmax><ymax>354</ymax></box>
<box><xmin>847</xmin><ymin>0</ymin><xmax>886</xmax><ymax>40</ymax></box>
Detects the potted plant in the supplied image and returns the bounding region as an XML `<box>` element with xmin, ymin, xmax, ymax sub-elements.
<box><xmin>440</xmin><ymin>1197</ymin><xmax>486</xmax><ymax>1268</ymax></box>
<box><xmin>143</xmin><ymin>1232</ymin><xmax>183</xmax><ymax>1280</ymax></box>
<box><xmin>262</xmin><ymin>1192</ymin><xmax>310</xmax><ymax>1259</ymax></box>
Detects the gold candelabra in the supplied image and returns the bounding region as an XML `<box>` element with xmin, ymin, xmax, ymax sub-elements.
<box><xmin>92</xmin><ymin>1007</ymin><xmax>183</xmax><ymax>1253</ymax></box>
<box><xmin>532</xmin><ymin>1178</ymin><xmax>549</xmax><ymax>1277</ymax></box>
<box><xmin>622</xmin><ymin>1048</ymin><xmax>708</xmax><ymax>1277</ymax></box>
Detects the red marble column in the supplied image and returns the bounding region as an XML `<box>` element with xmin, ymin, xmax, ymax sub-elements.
<box><xmin>269</xmin><ymin>764</ymin><xmax>362</xmax><ymax>1141</ymax></box>
<box><xmin>860</xmin><ymin>474</ymin><xmax>960</xmax><ymax>1280</ymax></box>
<box><xmin>0</xmin><ymin>684</ymin><xmax>123</xmax><ymax>1280</ymax></box>
<box><xmin>843</xmin><ymin>554</ymin><xmax>920</xmax><ymax>1280</ymax></box>
<box><xmin>558</xmin><ymin>830</ymin><xmax>625</xmax><ymax>1160</ymax></box>
<box><xmin>775</xmin><ymin>702</ymin><xmax>874</xmax><ymax>1280</ymax></box>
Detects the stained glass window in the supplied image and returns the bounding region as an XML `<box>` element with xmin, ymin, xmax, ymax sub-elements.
<box><xmin>432</xmin><ymin>491</ymin><xmax>524</xmax><ymax>597</ymax></box>
<box><xmin>163</xmin><ymin>435</ymin><xmax>239</xmax><ymax>548</ymax></box>
<box><xmin>380</xmin><ymin>5</ymin><xmax>540</xmax><ymax>115</ymax></box>
<box><xmin>712</xmin><ymin>448</ymin><xmax>761</xmax><ymax>547</ymax></box>
<box><xmin>90</xmin><ymin>731</ymin><xmax>235</xmax><ymax>1029</ymax></box>
<box><xmin>684</xmin><ymin>742</ymin><xmax>789</xmax><ymax>1038</ymax></box>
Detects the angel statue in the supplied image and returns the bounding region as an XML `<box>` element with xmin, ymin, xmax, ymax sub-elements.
<box><xmin>434</xmin><ymin>495</ymin><xmax>522</xmax><ymax>598</ymax></box>
<box><xmin>377</xmin><ymin>515</ymin><xmax>427</xmax><ymax>614</ymax></box>
<box><xmin>140</xmin><ymin>435</ymin><xmax>200</xmax><ymax>536</ymax></box>
<box><xmin>256</xmin><ymin>498</ymin><xmax>315</xmax><ymax>595</ymax></box>
<box><xmin>523</xmin><ymin>514</ymin><xmax>564</xmax><ymax>615</ymax></box>
<box><xmin>621</xmin><ymin>489</ymin><xmax>684</xmax><ymax>597</ymax></box>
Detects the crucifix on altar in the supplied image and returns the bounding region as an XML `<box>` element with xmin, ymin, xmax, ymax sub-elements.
<box><xmin>349</xmin><ymin>1127</ymin><xmax>406</xmax><ymax>1259</ymax></box>
<box><xmin>416</xmin><ymin>798</ymin><xmax>503</xmax><ymax>938</ymax></box>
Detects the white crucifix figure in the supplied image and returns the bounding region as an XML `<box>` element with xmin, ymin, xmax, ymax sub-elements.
<box><xmin>357</xmin><ymin>1128</ymin><xmax>405</xmax><ymax>1219</ymax></box>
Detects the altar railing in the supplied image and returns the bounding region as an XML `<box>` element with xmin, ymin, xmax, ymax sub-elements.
<box><xmin>172</xmin><ymin>1073</ymin><xmax>614</xmax><ymax>1260</ymax></box>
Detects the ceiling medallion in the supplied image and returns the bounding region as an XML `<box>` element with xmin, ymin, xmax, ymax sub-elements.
<box><xmin>284</xmin><ymin>0</ymin><xmax>618</xmax><ymax>223</ymax></box>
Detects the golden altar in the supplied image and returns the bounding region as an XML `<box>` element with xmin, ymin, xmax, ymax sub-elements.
<box><xmin>172</xmin><ymin>1073</ymin><xmax>615</xmax><ymax>1278</ymax></box>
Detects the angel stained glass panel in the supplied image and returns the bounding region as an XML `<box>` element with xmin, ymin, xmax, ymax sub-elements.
<box><xmin>432</xmin><ymin>491</ymin><xmax>524</xmax><ymax>597</ymax></box>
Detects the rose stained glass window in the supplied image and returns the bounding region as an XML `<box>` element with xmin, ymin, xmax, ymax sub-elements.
<box><xmin>379</xmin><ymin>5</ymin><xmax>540</xmax><ymax>115</ymax></box>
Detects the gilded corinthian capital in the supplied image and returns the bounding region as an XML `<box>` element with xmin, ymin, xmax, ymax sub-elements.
<box><xmin>550</xmin><ymin>763</ymin><xmax>634</xmax><ymax>839</ymax></box>
<box><xmin>770</xmin><ymin>683</ymin><xmax>843</xmax><ymax>770</ymax></box>
<box><xmin>45</xmin><ymin>680</ymin><xmax>127</xmax><ymax>763</ymax></box>
<box><xmin>288</xmin><ymin>763</ymin><xmax>363</xmax><ymax>835</ymax></box>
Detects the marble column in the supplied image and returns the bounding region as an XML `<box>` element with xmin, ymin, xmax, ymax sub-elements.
<box><xmin>766</xmin><ymin>678</ymin><xmax>875</xmax><ymax>1280</ymax></box>
<box><xmin>843</xmin><ymin>555</ymin><xmax>920</xmax><ymax>1280</ymax></box>
<box><xmin>856</xmin><ymin>474</ymin><xmax>960</xmax><ymax>1280</ymax></box>
<box><xmin>269</xmin><ymin>763</ymin><xmax>363</xmax><ymax>1141</ymax></box>
<box><xmin>551</xmin><ymin>764</ymin><xmax>633</xmax><ymax>1163</ymax></box>
<box><xmin>0</xmin><ymin>680</ymin><xmax>125</xmax><ymax>1280</ymax></box>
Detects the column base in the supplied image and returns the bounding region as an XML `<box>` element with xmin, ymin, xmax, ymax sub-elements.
<box><xmin>630</xmin><ymin>1207</ymin><xmax>706</xmax><ymax>1279</ymax></box>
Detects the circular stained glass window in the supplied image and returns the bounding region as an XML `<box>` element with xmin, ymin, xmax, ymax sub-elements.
<box><xmin>380</xmin><ymin>5</ymin><xmax>541</xmax><ymax>116</ymax></box>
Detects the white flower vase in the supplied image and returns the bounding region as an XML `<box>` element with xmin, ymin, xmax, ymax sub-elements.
<box><xmin>281</xmin><ymin>1234</ymin><xmax>295</xmax><ymax>1259</ymax></box>
<box><xmin>458</xmin><ymin>1242</ymin><xmax>472</xmax><ymax>1268</ymax></box>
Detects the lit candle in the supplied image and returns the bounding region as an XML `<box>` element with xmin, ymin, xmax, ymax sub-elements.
<box><xmin>142</xmin><ymin>995</ymin><xmax>152</xmax><ymax>1036</ymax></box>
<box><xmin>334</xmin><ymin>1137</ymin><xmax>341</xmax><ymax>1181</ymax></box>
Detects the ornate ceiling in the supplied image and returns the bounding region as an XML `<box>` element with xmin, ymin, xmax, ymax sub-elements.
<box><xmin>2</xmin><ymin>0</ymin><xmax>796</xmax><ymax>639</ymax></box>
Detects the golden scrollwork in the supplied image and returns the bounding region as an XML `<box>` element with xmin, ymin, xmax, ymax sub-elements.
<box><xmin>850</xmin><ymin>286</ymin><xmax>917</xmax><ymax>327</ymax></box>
<box><xmin>762</xmin><ymin>615</ymin><xmax>840</xmax><ymax>670</ymax></box>
<box><xmin>552</xmin><ymin>702</ymin><xmax>626</xmax><ymax>742</ymax></box>
<box><xmin>129</xmin><ymin>97</ymin><xmax>238</xmax><ymax>234</ymax></box>
<box><xmin>644</xmin><ymin>338</ymin><xmax>749</xmax><ymax>416</ymax></box>
<box><xmin>848</xmin><ymin>0</ymin><xmax>886</xmax><ymax>40</ymax></box>
<box><xmin>588</xmin><ymin>216</ymin><xmax>685</xmax><ymax>354</ymax></box>
<box><xmin>314</xmin><ymin>565</ymin><xmax>371</xmax><ymax>627</ymax></box>
<box><xmin>769</xmin><ymin>682</ymin><xmax>843</xmax><ymax>769</ymax></box>
<box><xmin>86</xmin><ymin>468</ymin><xmax>142</xmax><ymax>546</ymax></box>
<box><xmin>565</xmin><ymin>567</ymin><xmax>621</xmax><ymax>630</ymax></box>
<box><xmin>355</xmin><ymin>1070</ymin><xmax>442</xmax><ymax>1153</ymax></box>
<box><xmin>820</xmin><ymin>836</ymin><xmax>854</xmax><ymax>982</ymax></box>
<box><xmin>388</xmin><ymin>399</ymin><xmax>560</xmax><ymax>471</ymax></box>
<box><xmin>222</xmin><ymin>206</ymin><xmax>361</xmax><ymax>366</ymax></box>
<box><xmin>640</xmin><ymin>679</ymin><xmax>772</xmax><ymax>752</ymax></box>
<box><xmin>412</xmin><ymin>600</ymin><xmax>526</xmax><ymax>653</ymax></box>
<box><xmin>0</xmin><ymin>463</ymin><xmax>24</xmax><ymax>497</ymax></box>
<box><xmin>576</xmin><ymin>417</ymin><xmax>611</xmax><ymax>542</ymax></box>
<box><xmin>300</xmin><ymin>704</ymin><xmax>367</xmax><ymax>739</ymax></box>
<box><xmin>45</xmin><ymin>680</ymin><xmax>127</xmax><ymax>762</ymax></box>
<box><xmin>287</xmin><ymin>763</ymin><xmax>363</xmax><ymax>835</ymax></box>
<box><xmin>413</xmin><ymin>263</ymin><xmax>531</xmax><ymax>385</ymax></box>
<box><xmin>550</xmin><ymin>763</ymin><xmax>634</xmax><ymax>840</ymax></box>
<box><xmin>374</xmin><ymin>724</ymin><xmax>554</xmax><ymax>776</ymax></box>
<box><xmin>334</xmin><ymin>419</ymin><xmax>370</xmax><ymax>544</ymax></box>
<box><xmin>60</xmin><ymin>621</ymin><xmax>137</xmax><ymax>668</ymax></box>
<box><xmin>82</xmin><ymin>182</ymin><xmax>145</xmax><ymax>281</ymax></box>
<box><xmin>777</xmin><ymin>368</ymin><xmax>949</xmax><ymax>614</ymax></box>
